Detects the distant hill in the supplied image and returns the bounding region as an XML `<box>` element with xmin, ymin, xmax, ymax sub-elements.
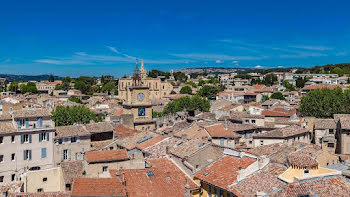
<box><xmin>176</xmin><ymin>67</ymin><xmax>295</xmax><ymax>74</ymax></box>
<box><xmin>0</xmin><ymin>74</ymin><xmax>62</xmax><ymax>82</ymax></box>
<box><xmin>295</xmin><ymin>63</ymin><xmax>350</xmax><ymax>75</ymax></box>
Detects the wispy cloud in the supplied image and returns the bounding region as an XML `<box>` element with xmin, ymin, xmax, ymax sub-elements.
<box><xmin>216</xmin><ymin>60</ymin><xmax>223</xmax><ymax>63</ymax></box>
<box><xmin>289</xmin><ymin>45</ymin><xmax>333</xmax><ymax>51</ymax></box>
<box><xmin>170</xmin><ymin>53</ymin><xmax>264</xmax><ymax>61</ymax></box>
<box><xmin>279</xmin><ymin>52</ymin><xmax>328</xmax><ymax>58</ymax></box>
<box><xmin>34</xmin><ymin>47</ymin><xmax>191</xmax><ymax>66</ymax></box>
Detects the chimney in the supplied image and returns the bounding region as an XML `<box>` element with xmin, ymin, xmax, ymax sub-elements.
<box><xmin>165</xmin><ymin>146</ymin><xmax>170</xmax><ymax>155</ymax></box>
<box><xmin>224</xmin><ymin>118</ymin><xmax>228</xmax><ymax>129</ymax></box>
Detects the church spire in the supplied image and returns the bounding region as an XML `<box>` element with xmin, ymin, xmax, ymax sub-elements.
<box><xmin>139</xmin><ymin>58</ymin><xmax>147</xmax><ymax>80</ymax></box>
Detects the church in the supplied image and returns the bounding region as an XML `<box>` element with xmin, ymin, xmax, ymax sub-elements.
<box><xmin>118</xmin><ymin>60</ymin><xmax>173</xmax><ymax>102</ymax></box>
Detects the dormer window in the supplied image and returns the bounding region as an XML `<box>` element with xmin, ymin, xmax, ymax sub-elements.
<box><xmin>304</xmin><ymin>169</ymin><xmax>310</xmax><ymax>176</ymax></box>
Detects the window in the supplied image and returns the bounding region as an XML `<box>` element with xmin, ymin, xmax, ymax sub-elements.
<box><xmin>22</xmin><ymin>134</ymin><xmax>30</xmax><ymax>143</ymax></box>
<box><xmin>102</xmin><ymin>166</ymin><xmax>108</xmax><ymax>172</ymax></box>
<box><xmin>0</xmin><ymin>137</ymin><xmax>3</xmax><ymax>144</ymax></box>
<box><xmin>24</xmin><ymin>150</ymin><xmax>32</xmax><ymax>160</ymax></box>
<box><xmin>37</xmin><ymin>188</ymin><xmax>43</xmax><ymax>192</ymax></box>
<box><xmin>71</xmin><ymin>137</ymin><xmax>77</xmax><ymax>143</ymax></box>
<box><xmin>40</xmin><ymin>133</ymin><xmax>48</xmax><ymax>142</ymax></box>
<box><xmin>328</xmin><ymin>143</ymin><xmax>335</xmax><ymax>148</ymax></box>
<box><xmin>43</xmin><ymin>178</ymin><xmax>47</xmax><ymax>182</ymax></box>
<box><xmin>58</xmin><ymin>139</ymin><xmax>63</xmax><ymax>144</ymax></box>
<box><xmin>66</xmin><ymin>184</ymin><xmax>71</xmax><ymax>191</ymax></box>
<box><xmin>304</xmin><ymin>169</ymin><xmax>310</xmax><ymax>176</ymax></box>
<box><xmin>11</xmin><ymin>135</ymin><xmax>15</xmax><ymax>143</ymax></box>
<box><xmin>251</xmin><ymin>120</ymin><xmax>256</xmax><ymax>124</ymax></box>
<box><xmin>11</xmin><ymin>174</ymin><xmax>15</xmax><ymax>181</ymax></box>
<box><xmin>41</xmin><ymin>148</ymin><xmax>47</xmax><ymax>158</ymax></box>
<box><xmin>329</xmin><ymin>129</ymin><xmax>334</xmax><ymax>134</ymax></box>
<box><xmin>62</xmin><ymin>149</ymin><xmax>70</xmax><ymax>160</ymax></box>
<box><xmin>11</xmin><ymin>153</ymin><xmax>15</xmax><ymax>161</ymax></box>
<box><xmin>245</xmin><ymin>120</ymin><xmax>249</xmax><ymax>123</ymax></box>
<box><xmin>0</xmin><ymin>155</ymin><xmax>3</xmax><ymax>163</ymax></box>
<box><xmin>0</xmin><ymin>176</ymin><xmax>3</xmax><ymax>183</ymax></box>
<box><xmin>260</xmin><ymin>140</ymin><xmax>264</xmax><ymax>146</ymax></box>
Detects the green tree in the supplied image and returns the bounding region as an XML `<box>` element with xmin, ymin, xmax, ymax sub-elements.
<box><xmin>74</xmin><ymin>81</ymin><xmax>93</xmax><ymax>95</ymax></box>
<box><xmin>263</xmin><ymin>74</ymin><xmax>278</xmax><ymax>86</ymax></box>
<box><xmin>173</xmin><ymin>72</ymin><xmax>188</xmax><ymax>82</ymax></box>
<box><xmin>20</xmin><ymin>82</ymin><xmax>38</xmax><ymax>94</ymax></box>
<box><xmin>8</xmin><ymin>82</ymin><xmax>19</xmax><ymax>92</ymax></box>
<box><xmin>282</xmin><ymin>80</ymin><xmax>296</xmax><ymax>91</ymax></box>
<box><xmin>270</xmin><ymin>92</ymin><xmax>285</xmax><ymax>100</ymax></box>
<box><xmin>52</xmin><ymin>105</ymin><xmax>102</xmax><ymax>126</ymax></box>
<box><xmin>296</xmin><ymin>77</ymin><xmax>307</xmax><ymax>88</ymax></box>
<box><xmin>234</xmin><ymin>74</ymin><xmax>252</xmax><ymax>79</ymax></box>
<box><xmin>180</xmin><ymin>86</ymin><xmax>192</xmax><ymax>94</ymax></box>
<box><xmin>184</xmin><ymin>81</ymin><xmax>197</xmax><ymax>88</ymax></box>
<box><xmin>101</xmin><ymin>82</ymin><xmax>116</xmax><ymax>94</ymax></box>
<box><xmin>197</xmin><ymin>85</ymin><xmax>220</xmax><ymax>99</ymax></box>
<box><xmin>299</xmin><ymin>88</ymin><xmax>345</xmax><ymax>118</ymax></box>
<box><xmin>62</xmin><ymin>76</ymin><xmax>72</xmax><ymax>84</ymax></box>
<box><xmin>162</xmin><ymin>95</ymin><xmax>210</xmax><ymax>115</ymax></box>
<box><xmin>68</xmin><ymin>96</ymin><xmax>82</xmax><ymax>104</ymax></box>
<box><xmin>48</xmin><ymin>74</ymin><xmax>55</xmax><ymax>82</ymax></box>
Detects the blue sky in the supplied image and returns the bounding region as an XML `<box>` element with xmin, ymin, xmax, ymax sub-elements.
<box><xmin>1</xmin><ymin>0</ymin><xmax>350</xmax><ymax>77</ymax></box>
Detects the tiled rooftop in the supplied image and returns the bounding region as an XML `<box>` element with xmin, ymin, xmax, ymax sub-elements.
<box><xmin>85</xmin><ymin>149</ymin><xmax>129</xmax><ymax>163</ymax></box>
<box><xmin>230</xmin><ymin>164</ymin><xmax>287</xmax><ymax>196</ymax></box>
<box><xmin>12</xmin><ymin>108</ymin><xmax>51</xmax><ymax>118</ymax></box>
<box><xmin>55</xmin><ymin>125</ymin><xmax>90</xmax><ymax>138</ymax></box>
<box><xmin>71</xmin><ymin>178</ymin><xmax>126</xmax><ymax>197</ymax></box>
<box><xmin>174</xmin><ymin>122</ymin><xmax>210</xmax><ymax>140</ymax></box>
<box><xmin>109</xmin><ymin>158</ymin><xmax>198</xmax><ymax>197</ymax></box>
<box><xmin>114</xmin><ymin>131</ymin><xmax>159</xmax><ymax>150</ymax></box>
<box><xmin>114</xmin><ymin>124</ymin><xmax>138</xmax><ymax>138</ymax></box>
<box><xmin>0</xmin><ymin>122</ymin><xmax>16</xmax><ymax>134</ymax></box>
<box><xmin>136</xmin><ymin>136</ymin><xmax>165</xmax><ymax>150</ymax></box>
<box><xmin>205</xmin><ymin>123</ymin><xmax>240</xmax><ymax>138</ymax></box>
<box><xmin>194</xmin><ymin>155</ymin><xmax>256</xmax><ymax>196</ymax></box>
<box><xmin>60</xmin><ymin>161</ymin><xmax>84</xmax><ymax>184</ymax></box>
<box><xmin>287</xmin><ymin>152</ymin><xmax>318</xmax><ymax>168</ymax></box>
<box><xmin>314</xmin><ymin>118</ymin><xmax>336</xmax><ymax>129</ymax></box>
<box><xmin>85</xmin><ymin>122</ymin><xmax>114</xmax><ymax>133</ymax></box>
<box><xmin>254</xmin><ymin>125</ymin><xmax>309</xmax><ymax>139</ymax></box>
<box><xmin>169</xmin><ymin>138</ymin><xmax>209</xmax><ymax>159</ymax></box>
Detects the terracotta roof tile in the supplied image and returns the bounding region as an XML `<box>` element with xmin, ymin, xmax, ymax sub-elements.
<box><xmin>13</xmin><ymin>108</ymin><xmax>51</xmax><ymax>118</ymax></box>
<box><xmin>136</xmin><ymin>136</ymin><xmax>164</xmax><ymax>150</ymax></box>
<box><xmin>85</xmin><ymin>149</ymin><xmax>129</xmax><ymax>163</ymax></box>
<box><xmin>71</xmin><ymin>178</ymin><xmax>126</xmax><ymax>197</ymax></box>
<box><xmin>60</xmin><ymin>161</ymin><xmax>84</xmax><ymax>184</ymax></box>
<box><xmin>287</xmin><ymin>152</ymin><xmax>318</xmax><ymax>168</ymax></box>
<box><xmin>254</xmin><ymin>125</ymin><xmax>309</xmax><ymax>139</ymax></box>
<box><xmin>110</xmin><ymin>158</ymin><xmax>198</xmax><ymax>197</ymax></box>
<box><xmin>174</xmin><ymin>123</ymin><xmax>210</xmax><ymax>140</ymax></box>
<box><xmin>194</xmin><ymin>155</ymin><xmax>256</xmax><ymax>196</ymax></box>
<box><xmin>205</xmin><ymin>123</ymin><xmax>240</xmax><ymax>138</ymax></box>
<box><xmin>85</xmin><ymin>122</ymin><xmax>114</xmax><ymax>133</ymax></box>
<box><xmin>0</xmin><ymin>122</ymin><xmax>16</xmax><ymax>134</ymax></box>
<box><xmin>114</xmin><ymin>124</ymin><xmax>137</xmax><ymax>138</ymax></box>
<box><xmin>314</xmin><ymin>119</ymin><xmax>336</xmax><ymax>129</ymax></box>
<box><xmin>55</xmin><ymin>125</ymin><xmax>90</xmax><ymax>138</ymax></box>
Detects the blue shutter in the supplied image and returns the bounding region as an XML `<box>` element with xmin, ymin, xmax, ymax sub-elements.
<box><xmin>39</xmin><ymin>133</ymin><xmax>42</xmax><ymax>142</ymax></box>
<box><xmin>37</xmin><ymin>118</ymin><xmax>43</xmax><ymax>128</ymax></box>
<box><xmin>23</xmin><ymin>150</ymin><xmax>26</xmax><ymax>160</ymax></box>
<box><xmin>41</xmin><ymin>148</ymin><xmax>47</xmax><ymax>158</ymax></box>
<box><xmin>21</xmin><ymin>135</ymin><xmax>24</xmax><ymax>144</ymax></box>
<box><xmin>25</xmin><ymin>119</ymin><xmax>29</xmax><ymax>128</ymax></box>
<box><xmin>29</xmin><ymin>134</ymin><xmax>32</xmax><ymax>143</ymax></box>
<box><xmin>17</xmin><ymin>120</ymin><xmax>21</xmax><ymax>128</ymax></box>
<box><xmin>46</xmin><ymin>133</ymin><xmax>50</xmax><ymax>141</ymax></box>
<box><xmin>29</xmin><ymin>150</ymin><xmax>32</xmax><ymax>160</ymax></box>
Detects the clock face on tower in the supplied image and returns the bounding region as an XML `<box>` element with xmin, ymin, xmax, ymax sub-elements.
<box><xmin>137</xmin><ymin>93</ymin><xmax>145</xmax><ymax>101</ymax></box>
<box><xmin>138</xmin><ymin>108</ymin><xmax>145</xmax><ymax>116</ymax></box>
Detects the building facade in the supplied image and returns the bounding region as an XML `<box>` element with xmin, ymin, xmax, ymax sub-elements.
<box><xmin>118</xmin><ymin>60</ymin><xmax>173</xmax><ymax>101</ymax></box>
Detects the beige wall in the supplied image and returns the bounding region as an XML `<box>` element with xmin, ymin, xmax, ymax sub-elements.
<box><xmin>253</xmin><ymin>133</ymin><xmax>310</xmax><ymax>147</ymax></box>
<box><xmin>25</xmin><ymin>167</ymin><xmax>65</xmax><ymax>192</ymax></box>
<box><xmin>85</xmin><ymin>158</ymin><xmax>145</xmax><ymax>177</ymax></box>
<box><xmin>0</xmin><ymin>129</ymin><xmax>55</xmax><ymax>183</ymax></box>
<box><xmin>54</xmin><ymin>136</ymin><xmax>91</xmax><ymax>165</ymax></box>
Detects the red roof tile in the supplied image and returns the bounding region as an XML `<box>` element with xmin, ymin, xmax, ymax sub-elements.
<box><xmin>85</xmin><ymin>149</ymin><xmax>129</xmax><ymax>163</ymax></box>
<box><xmin>136</xmin><ymin>136</ymin><xmax>165</xmax><ymax>150</ymax></box>
<box><xmin>194</xmin><ymin>155</ymin><xmax>256</xmax><ymax>196</ymax></box>
<box><xmin>110</xmin><ymin>158</ymin><xmax>199</xmax><ymax>197</ymax></box>
<box><xmin>71</xmin><ymin>178</ymin><xmax>126</xmax><ymax>197</ymax></box>
<box><xmin>114</xmin><ymin>124</ymin><xmax>138</xmax><ymax>138</ymax></box>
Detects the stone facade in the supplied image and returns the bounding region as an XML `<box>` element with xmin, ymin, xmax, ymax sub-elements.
<box><xmin>118</xmin><ymin>60</ymin><xmax>173</xmax><ymax>101</ymax></box>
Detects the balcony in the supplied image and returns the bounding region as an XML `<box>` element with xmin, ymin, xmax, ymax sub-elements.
<box><xmin>17</xmin><ymin>124</ymin><xmax>55</xmax><ymax>132</ymax></box>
